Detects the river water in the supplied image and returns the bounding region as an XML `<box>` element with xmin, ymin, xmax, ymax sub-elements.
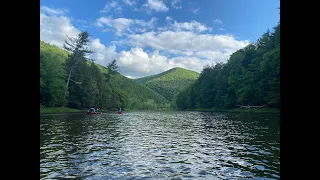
<box><xmin>40</xmin><ymin>111</ymin><xmax>280</xmax><ymax>179</ymax></box>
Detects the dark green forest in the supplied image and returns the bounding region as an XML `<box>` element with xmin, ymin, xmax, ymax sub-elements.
<box><xmin>175</xmin><ymin>23</ymin><xmax>280</xmax><ymax>110</ymax></box>
<box><xmin>40</xmin><ymin>32</ymin><xmax>169</xmax><ymax>110</ymax></box>
<box><xmin>135</xmin><ymin>67</ymin><xmax>199</xmax><ymax>101</ymax></box>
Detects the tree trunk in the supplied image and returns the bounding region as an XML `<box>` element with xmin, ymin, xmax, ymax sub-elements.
<box><xmin>63</xmin><ymin>70</ymin><xmax>72</xmax><ymax>105</ymax></box>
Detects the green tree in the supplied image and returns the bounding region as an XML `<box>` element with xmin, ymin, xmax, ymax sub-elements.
<box><xmin>175</xmin><ymin>23</ymin><xmax>280</xmax><ymax>110</ymax></box>
<box><xmin>106</xmin><ymin>59</ymin><xmax>120</xmax><ymax>82</ymax></box>
<box><xmin>63</xmin><ymin>31</ymin><xmax>93</xmax><ymax>105</ymax></box>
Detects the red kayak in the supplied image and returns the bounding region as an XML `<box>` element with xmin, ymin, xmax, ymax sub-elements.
<box><xmin>116</xmin><ymin>111</ymin><xmax>123</xmax><ymax>114</ymax></box>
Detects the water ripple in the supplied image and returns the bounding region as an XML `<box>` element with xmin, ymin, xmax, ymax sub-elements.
<box><xmin>40</xmin><ymin>111</ymin><xmax>280</xmax><ymax>179</ymax></box>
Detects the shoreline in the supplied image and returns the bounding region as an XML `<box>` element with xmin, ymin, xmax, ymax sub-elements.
<box><xmin>40</xmin><ymin>107</ymin><xmax>85</xmax><ymax>114</ymax></box>
<box><xmin>40</xmin><ymin>107</ymin><xmax>127</xmax><ymax>115</ymax></box>
<box><xmin>181</xmin><ymin>107</ymin><xmax>280</xmax><ymax>114</ymax></box>
<box><xmin>40</xmin><ymin>107</ymin><xmax>280</xmax><ymax>115</ymax></box>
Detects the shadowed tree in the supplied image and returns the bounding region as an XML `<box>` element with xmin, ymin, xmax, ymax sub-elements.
<box><xmin>106</xmin><ymin>59</ymin><xmax>120</xmax><ymax>82</ymax></box>
<box><xmin>62</xmin><ymin>31</ymin><xmax>93</xmax><ymax>105</ymax></box>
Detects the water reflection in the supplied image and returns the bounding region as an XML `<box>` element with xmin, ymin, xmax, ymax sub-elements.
<box><xmin>40</xmin><ymin>111</ymin><xmax>280</xmax><ymax>179</ymax></box>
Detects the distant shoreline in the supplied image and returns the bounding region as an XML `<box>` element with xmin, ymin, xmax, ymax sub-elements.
<box><xmin>40</xmin><ymin>106</ymin><xmax>280</xmax><ymax>115</ymax></box>
<box><xmin>40</xmin><ymin>107</ymin><xmax>123</xmax><ymax>115</ymax></box>
<box><xmin>40</xmin><ymin>107</ymin><xmax>85</xmax><ymax>114</ymax></box>
<box><xmin>182</xmin><ymin>107</ymin><xmax>280</xmax><ymax>114</ymax></box>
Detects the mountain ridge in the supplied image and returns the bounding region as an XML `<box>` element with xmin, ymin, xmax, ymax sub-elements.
<box><xmin>135</xmin><ymin>67</ymin><xmax>200</xmax><ymax>101</ymax></box>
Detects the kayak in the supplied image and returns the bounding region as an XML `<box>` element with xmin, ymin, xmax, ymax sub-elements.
<box><xmin>116</xmin><ymin>112</ymin><xmax>123</xmax><ymax>114</ymax></box>
<box><xmin>87</xmin><ymin>112</ymin><xmax>102</xmax><ymax>115</ymax></box>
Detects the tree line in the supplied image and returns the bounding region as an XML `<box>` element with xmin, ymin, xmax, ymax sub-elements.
<box><xmin>175</xmin><ymin>23</ymin><xmax>280</xmax><ymax>110</ymax></box>
<box><xmin>40</xmin><ymin>32</ymin><xmax>169</xmax><ymax>110</ymax></box>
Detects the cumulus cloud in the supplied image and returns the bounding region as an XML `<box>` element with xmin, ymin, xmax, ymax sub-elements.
<box><xmin>125</xmin><ymin>31</ymin><xmax>249</xmax><ymax>54</ymax></box>
<box><xmin>100</xmin><ymin>1</ymin><xmax>122</xmax><ymax>13</ymax></box>
<box><xmin>89</xmin><ymin>40</ymin><xmax>213</xmax><ymax>77</ymax></box>
<box><xmin>96</xmin><ymin>16</ymin><xmax>157</xmax><ymax>36</ymax></box>
<box><xmin>166</xmin><ymin>16</ymin><xmax>173</xmax><ymax>21</ymax></box>
<box><xmin>142</xmin><ymin>0</ymin><xmax>169</xmax><ymax>13</ymax></box>
<box><xmin>171</xmin><ymin>0</ymin><xmax>182</xmax><ymax>9</ymax></box>
<box><xmin>40</xmin><ymin>12</ymin><xmax>80</xmax><ymax>48</ymax></box>
<box><xmin>96</xmin><ymin>17</ymin><xmax>133</xmax><ymax>36</ymax></box>
<box><xmin>123</xmin><ymin>0</ymin><xmax>136</xmax><ymax>6</ymax></box>
<box><xmin>117</xmin><ymin>47</ymin><xmax>210</xmax><ymax>77</ymax></box>
<box><xmin>171</xmin><ymin>20</ymin><xmax>211</xmax><ymax>32</ymax></box>
<box><xmin>40</xmin><ymin>7</ymin><xmax>118</xmax><ymax>67</ymax></box>
<box><xmin>88</xmin><ymin>39</ymin><xmax>118</xmax><ymax>66</ymax></box>
<box><xmin>40</xmin><ymin>6</ymin><xmax>68</xmax><ymax>15</ymax></box>
<box><xmin>112</xmin><ymin>31</ymin><xmax>249</xmax><ymax>77</ymax></box>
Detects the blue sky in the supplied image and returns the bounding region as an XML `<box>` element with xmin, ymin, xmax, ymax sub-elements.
<box><xmin>40</xmin><ymin>0</ymin><xmax>279</xmax><ymax>78</ymax></box>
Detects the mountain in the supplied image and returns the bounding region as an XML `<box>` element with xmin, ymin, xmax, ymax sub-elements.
<box><xmin>40</xmin><ymin>40</ymin><xmax>169</xmax><ymax>109</ymax></box>
<box><xmin>135</xmin><ymin>67</ymin><xmax>200</xmax><ymax>101</ymax></box>
<box><xmin>110</xmin><ymin>74</ymin><xmax>169</xmax><ymax>109</ymax></box>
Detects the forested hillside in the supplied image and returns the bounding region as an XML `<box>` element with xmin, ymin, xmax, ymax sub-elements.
<box><xmin>135</xmin><ymin>67</ymin><xmax>199</xmax><ymax>101</ymax></box>
<box><xmin>40</xmin><ymin>34</ymin><xmax>169</xmax><ymax>110</ymax></box>
<box><xmin>175</xmin><ymin>23</ymin><xmax>280</xmax><ymax>110</ymax></box>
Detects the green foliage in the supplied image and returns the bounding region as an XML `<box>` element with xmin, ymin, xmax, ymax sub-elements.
<box><xmin>175</xmin><ymin>23</ymin><xmax>280</xmax><ymax>110</ymax></box>
<box><xmin>107</xmin><ymin>59</ymin><xmax>120</xmax><ymax>75</ymax></box>
<box><xmin>40</xmin><ymin>48</ymin><xmax>67</xmax><ymax>107</ymax></box>
<box><xmin>63</xmin><ymin>31</ymin><xmax>94</xmax><ymax>107</ymax></box>
<box><xmin>106</xmin><ymin>59</ymin><xmax>120</xmax><ymax>82</ymax></box>
<box><xmin>110</xmin><ymin>74</ymin><xmax>170</xmax><ymax>109</ymax></box>
<box><xmin>40</xmin><ymin>37</ymin><xmax>169</xmax><ymax>110</ymax></box>
<box><xmin>40</xmin><ymin>41</ymin><xmax>69</xmax><ymax>62</ymax></box>
<box><xmin>135</xmin><ymin>67</ymin><xmax>199</xmax><ymax>101</ymax></box>
<box><xmin>40</xmin><ymin>107</ymin><xmax>82</xmax><ymax>114</ymax></box>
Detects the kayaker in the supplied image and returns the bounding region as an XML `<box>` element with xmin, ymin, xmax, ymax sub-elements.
<box><xmin>118</xmin><ymin>107</ymin><xmax>122</xmax><ymax>112</ymax></box>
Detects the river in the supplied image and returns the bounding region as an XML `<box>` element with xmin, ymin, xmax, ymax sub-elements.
<box><xmin>40</xmin><ymin>111</ymin><xmax>280</xmax><ymax>179</ymax></box>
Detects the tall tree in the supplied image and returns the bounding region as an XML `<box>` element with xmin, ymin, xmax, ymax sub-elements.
<box><xmin>63</xmin><ymin>31</ymin><xmax>93</xmax><ymax>105</ymax></box>
<box><xmin>106</xmin><ymin>59</ymin><xmax>120</xmax><ymax>82</ymax></box>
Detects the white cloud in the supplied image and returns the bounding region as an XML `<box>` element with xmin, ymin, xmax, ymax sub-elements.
<box><xmin>96</xmin><ymin>17</ymin><xmax>133</xmax><ymax>36</ymax></box>
<box><xmin>96</xmin><ymin>16</ymin><xmax>157</xmax><ymax>36</ymax></box>
<box><xmin>40</xmin><ymin>8</ymin><xmax>118</xmax><ymax>68</ymax></box>
<box><xmin>166</xmin><ymin>16</ymin><xmax>173</xmax><ymax>21</ymax></box>
<box><xmin>171</xmin><ymin>0</ymin><xmax>182</xmax><ymax>9</ymax></box>
<box><xmin>89</xmin><ymin>39</ymin><xmax>118</xmax><ymax>66</ymax></box>
<box><xmin>124</xmin><ymin>75</ymin><xmax>137</xmax><ymax>79</ymax></box>
<box><xmin>117</xmin><ymin>47</ymin><xmax>210</xmax><ymax>77</ymax></box>
<box><xmin>113</xmin><ymin>31</ymin><xmax>249</xmax><ymax>77</ymax></box>
<box><xmin>192</xmin><ymin>8</ymin><xmax>200</xmax><ymax>14</ymax></box>
<box><xmin>125</xmin><ymin>31</ymin><xmax>249</xmax><ymax>54</ymax></box>
<box><xmin>156</xmin><ymin>19</ymin><xmax>211</xmax><ymax>33</ymax></box>
<box><xmin>171</xmin><ymin>20</ymin><xmax>211</xmax><ymax>32</ymax></box>
<box><xmin>100</xmin><ymin>1</ymin><xmax>122</xmax><ymax>13</ymax></box>
<box><xmin>123</xmin><ymin>0</ymin><xmax>136</xmax><ymax>6</ymax></box>
<box><xmin>40</xmin><ymin>6</ymin><xmax>68</xmax><ymax>15</ymax></box>
<box><xmin>40</xmin><ymin>13</ymin><xmax>80</xmax><ymax>48</ymax></box>
<box><xmin>213</xmin><ymin>18</ymin><xmax>223</xmax><ymax>25</ymax></box>
<box><xmin>194</xmin><ymin>51</ymin><xmax>230</xmax><ymax>63</ymax></box>
<box><xmin>88</xmin><ymin>40</ymin><xmax>217</xmax><ymax>77</ymax></box>
<box><xmin>142</xmin><ymin>0</ymin><xmax>169</xmax><ymax>12</ymax></box>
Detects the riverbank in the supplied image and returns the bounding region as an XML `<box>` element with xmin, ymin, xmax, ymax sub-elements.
<box><xmin>40</xmin><ymin>107</ymin><xmax>85</xmax><ymax>114</ymax></box>
<box><xmin>184</xmin><ymin>107</ymin><xmax>280</xmax><ymax>114</ymax></box>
